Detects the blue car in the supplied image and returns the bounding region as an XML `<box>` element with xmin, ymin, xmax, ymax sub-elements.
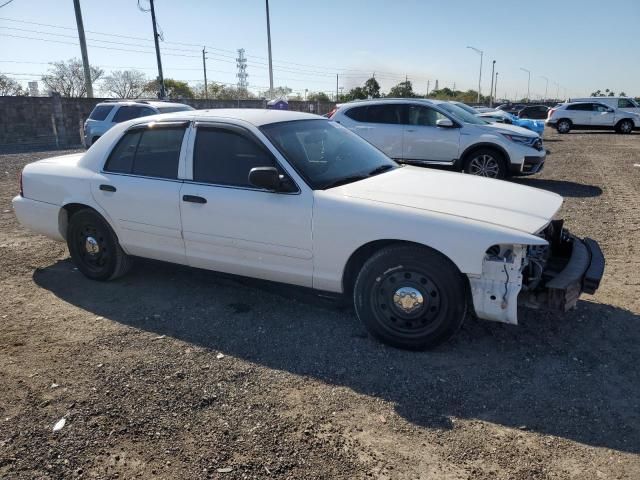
<box><xmin>477</xmin><ymin>110</ymin><xmax>545</xmax><ymax>136</ymax></box>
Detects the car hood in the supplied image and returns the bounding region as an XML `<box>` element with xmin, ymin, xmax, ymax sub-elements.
<box><xmin>331</xmin><ymin>166</ymin><xmax>563</xmax><ymax>234</ymax></box>
<box><xmin>480</xmin><ymin>121</ymin><xmax>538</xmax><ymax>137</ymax></box>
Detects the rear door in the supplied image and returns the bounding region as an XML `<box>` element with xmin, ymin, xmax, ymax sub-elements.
<box><xmin>565</xmin><ymin>103</ymin><xmax>593</xmax><ymax>126</ymax></box>
<box><xmin>402</xmin><ymin>104</ymin><xmax>460</xmax><ymax>163</ymax></box>
<box><xmin>341</xmin><ymin>104</ymin><xmax>405</xmax><ymax>159</ymax></box>
<box><xmin>590</xmin><ymin>103</ymin><xmax>616</xmax><ymax>126</ymax></box>
<box><xmin>91</xmin><ymin>122</ymin><xmax>188</xmax><ymax>264</ymax></box>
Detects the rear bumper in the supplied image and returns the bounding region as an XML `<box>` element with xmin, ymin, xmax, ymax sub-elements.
<box><xmin>12</xmin><ymin>195</ymin><xmax>64</xmax><ymax>242</ymax></box>
<box><xmin>522</xmin><ymin>234</ymin><xmax>605</xmax><ymax>312</ymax></box>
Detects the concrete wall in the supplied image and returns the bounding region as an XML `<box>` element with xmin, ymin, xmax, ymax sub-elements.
<box><xmin>0</xmin><ymin>96</ymin><xmax>336</xmax><ymax>152</ymax></box>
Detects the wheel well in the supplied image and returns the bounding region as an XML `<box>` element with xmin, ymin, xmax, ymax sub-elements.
<box><xmin>342</xmin><ymin>240</ymin><xmax>454</xmax><ymax>296</ymax></box>
<box><xmin>615</xmin><ymin>118</ymin><xmax>632</xmax><ymax>127</ymax></box>
<box><xmin>58</xmin><ymin>203</ymin><xmax>97</xmax><ymax>240</ymax></box>
<box><xmin>460</xmin><ymin>144</ymin><xmax>508</xmax><ymax>169</ymax></box>
<box><xmin>557</xmin><ymin>118</ymin><xmax>572</xmax><ymax>125</ymax></box>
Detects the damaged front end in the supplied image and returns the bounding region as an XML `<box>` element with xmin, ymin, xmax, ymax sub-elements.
<box><xmin>469</xmin><ymin>220</ymin><xmax>605</xmax><ymax>325</ymax></box>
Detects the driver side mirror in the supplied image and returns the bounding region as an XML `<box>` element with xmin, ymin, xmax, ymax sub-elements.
<box><xmin>436</xmin><ymin>118</ymin><xmax>454</xmax><ymax>128</ymax></box>
<box><xmin>248</xmin><ymin>167</ymin><xmax>295</xmax><ymax>193</ymax></box>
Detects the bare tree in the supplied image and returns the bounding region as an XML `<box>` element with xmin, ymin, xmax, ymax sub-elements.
<box><xmin>41</xmin><ymin>58</ymin><xmax>103</xmax><ymax>97</ymax></box>
<box><xmin>0</xmin><ymin>74</ymin><xmax>23</xmax><ymax>96</ymax></box>
<box><xmin>103</xmin><ymin>70</ymin><xmax>147</xmax><ymax>98</ymax></box>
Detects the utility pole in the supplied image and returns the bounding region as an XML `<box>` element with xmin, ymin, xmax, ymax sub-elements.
<box><xmin>265</xmin><ymin>0</ymin><xmax>274</xmax><ymax>99</ymax></box>
<box><xmin>73</xmin><ymin>0</ymin><xmax>93</xmax><ymax>98</ymax></box>
<box><xmin>494</xmin><ymin>72</ymin><xmax>498</xmax><ymax>102</ymax></box>
<box><xmin>202</xmin><ymin>47</ymin><xmax>208</xmax><ymax>100</ymax></box>
<box><xmin>336</xmin><ymin>74</ymin><xmax>338</xmax><ymax>102</ymax></box>
<box><xmin>520</xmin><ymin>67</ymin><xmax>531</xmax><ymax>102</ymax></box>
<box><xmin>426</xmin><ymin>80</ymin><xmax>430</xmax><ymax>97</ymax></box>
<box><xmin>488</xmin><ymin>60</ymin><xmax>496</xmax><ymax>107</ymax></box>
<box><xmin>466</xmin><ymin>46</ymin><xmax>483</xmax><ymax>103</ymax></box>
<box><xmin>540</xmin><ymin>75</ymin><xmax>549</xmax><ymax>101</ymax></box>
<box><xmin>149</xmin><ymin>0</ymin><xmax>165</xmax><ymax>98</ymax></box>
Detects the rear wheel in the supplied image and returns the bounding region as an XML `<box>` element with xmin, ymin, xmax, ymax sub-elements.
<box><xmin>67</xmin><ymin>209</ymin><xmax>131</xmax><ymax>281</ymax></box>
<box><xmin>616</xmin><ymin>119</ymin><xmax>633</xmax><ymax>134</ymax></box>
<box><xmin>353</xmin><ymin>245</ymin><xmax>467</xmax><ymax>350</ymax></box>
<box><xmin>556</xmin><ymin>119</ymin><xmax>571</xmax><ymax>133</ymax></box>
<box><xmin>464</xmin><ymin>148</ymin><xmax>507</xmax><ymax>179</ymax></box>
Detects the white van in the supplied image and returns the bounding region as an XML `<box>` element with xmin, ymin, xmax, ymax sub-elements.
<box><xmin>569</xmin><ymin>97</ymin><xmax>640</xmax><ymax>114</ymax></box>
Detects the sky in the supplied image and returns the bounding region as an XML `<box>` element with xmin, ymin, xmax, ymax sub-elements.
<box><xmin>1</xmin><ymin>0</ymin><xmax>639</xmax><ymax>100</ymax></box>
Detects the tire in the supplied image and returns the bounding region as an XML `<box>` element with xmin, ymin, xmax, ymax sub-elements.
<box><xmin>353</xmin><ymin>245</ymin><xmax>467</xmax><ymax>350</ymax></box>
<box><xmin>67</xmin><ymin>209</ymin><xmax>131</xmax><ymax>281</ymax></box>
<box><xmin>556</xmin><ymin>119</ymin><xmax>571</xmax><ymax>134</ymax></box>
<box><xmin>463</xmin><ymin>148</ymin><xmax>507</xmax><ymax>179</ymax></box>
<box><xmin>616</xmin><ymin>119</ymin><xmax>633</xmax><ymax>134</ymax></box>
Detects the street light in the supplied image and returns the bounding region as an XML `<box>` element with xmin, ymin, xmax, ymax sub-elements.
<box><xmin>489</xmin><ymin>60</ymin><xmax>496</xmax><ymax>107</ymax></box>
<box><xmin>553</xmin><ymin>81</ymin><xmax>560</xmax><ymax>100</ymax></box>
<box><xmin>520</xmin><ymin>67</ymin><xmax>531</xmax><ymax>102</ymax></box>
<box><xmin>540</xmin><ymin>75</ymin><xmax>549</xmax><ymax>102</ymax></box>
<box><xmin>467</xmin><ymin>46</ymin><xmax>483</xmax><ymax>103</ymax></box>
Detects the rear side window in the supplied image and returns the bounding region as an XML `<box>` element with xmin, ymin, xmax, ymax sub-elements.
<box><xmin>105</xmin><ymin>127</ymin><xmax>185</xmax><ymax>179</ymax></box>
<box><xmin>113</xmin><ymin>106</ymin><xmax>156</xmax><ymax>123</ymax></box>
<box><xmin>193</xmin><ymin>128</ymin><xmax>274</xmax><ymax>187</ymax></box>
<box><xmin>344</xmin><ymin>106</ymin><xmax>368</xmax><ymax>122</ymax></box>
<box><xmin>157</xmin><ymin>105</ymin><xmax>195</xmax><ymax>113</ymax></box>
<box><xmin>89</xmin><ymin>105</ymin><xmax>114</xmax><ymax>121</ymax></box>
<box><xmin>366</xmin><ymin>104</ymin><xmax>404</xmax><ymax>124</ymax></box>
<box><xmin>566</xmin><ymin>103</ymin><xmax>592</xmax><ymax>111</ymax></box>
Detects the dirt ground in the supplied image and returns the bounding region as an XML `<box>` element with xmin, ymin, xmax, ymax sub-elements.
<box><xmin>1</xmin><ymin>129</ymin><xmax>639</xmax><ymax>479</ymax></box>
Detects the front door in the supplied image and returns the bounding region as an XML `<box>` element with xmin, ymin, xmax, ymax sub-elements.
<box><xmin>402</xmin><ymin>105</ymin><xmax>460</xmax><ymax>163</ymax></box>
<box><xmin>590</xmin><ymin>103</ymin><xmax>616</xmax><ymax>127</ymax></box>
<box><xmin>179</xmin><ymin>124</ymin><xmax>314</xmax><ymax>287</ymax></box>
<box><xmin>91</xmin><ymin>122</ymin><xmax>188</xmax><ymax>265</ymax></box>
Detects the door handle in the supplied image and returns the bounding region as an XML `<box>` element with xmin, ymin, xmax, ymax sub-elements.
<box><xmin>406</xmin><ymin>129</ymin><xmax>416</xmax><ymax>132</ymax></box>
<box><xmin>182</xmin><ymin>194</ymin><xmax>207</xmax><ymax>204</ymax></box>
<box><xmin>99</xmin><ymin>184</ymin><xmax>116</xmax><ymax>192</ymax></box>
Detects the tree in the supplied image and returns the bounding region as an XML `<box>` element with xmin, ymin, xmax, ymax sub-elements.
<box><xmin>619</xmin><ymin>91</ymin><xmax>627</xmax><ymax>97</ymax></box>
<box><xmin>307</xmin><ymin>91</ymin><xmax>331</xmax><ymax>102</ymax></box>
<box><xmin>41</xmin><ymin>58</ymin><xmax>103</xmax><ymax>97</ymax></box>
<box><xmin>363</xmin><ymin>77</ymin><xmax>381</xmax><ymax>98</ymax></box>
<box><xmin>591</xmin><ymin>88</ymin><xmax>616</xmax><ymax>97</ymax></box>
<box><xmin>388</xmin><ymin>80</ymin><xmax>415</xmax><ymax>98</ymax></box>
<box><xmin>259</xmin><ymin>85</ymin><xmax>292</xmax><ymax>99</ymax></box>
<box><xmin>0</xmin><ymin>74</ymin><xmax>23</xmax><ymax>96</ymax></box>
<box><xmin>103</xmin><ymin>70</ymin><xmax>147</xmax><ymax>98</ymax></box>
<box><xmin>143</xmin><ymin>78</ymin><xmax>194</xmax><ymax>99</ymax></box>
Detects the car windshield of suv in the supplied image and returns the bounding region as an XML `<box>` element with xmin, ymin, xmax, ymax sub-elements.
<box><xmin>261</xmin><ymin>119</ymin><xmax>398</xmax><ymax>190</ymax></box>
<box><xmin>156</xmin><ymin>105</ymin><xmax>195</xmax><ymax>113</ymax></box>
<box><xmin>439</xmin><ymin>103</ymin><xmax>488</xmax><ymax>125</ymax></box>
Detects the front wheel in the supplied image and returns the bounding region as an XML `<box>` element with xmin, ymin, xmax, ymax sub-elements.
<box><xmin>616</xmin><ymin>119</ymin><xmax>634</xmax><ymax>134</ymax></box>
<box><xmin>67</xmin><ymin>209</ymin><xmax>131</xmax><ymax>281</ymax></box>
<box><xmin>464</xmin><ymin>148</ymin><xmax>507</xmax><ymax>179</ymax></box>
<box><xmin>353</xmin><ymin>245</ymin><xmax>467</xmax><ymax>350</ymax></box>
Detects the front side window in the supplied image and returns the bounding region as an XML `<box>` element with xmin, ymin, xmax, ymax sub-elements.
<box><xmin>261</xmin><ymin>119</ymin><xmax>398</xmax><ymax>190</ymax></box>
<box><xmin>89</xmin><ymin>105</ymin><xmax>114</xmax><ymax>121</ymax></box>
<box><xmin>593</xmin><ymin>104</ymin><xmax>609</xmax><ymax>112</ymax></box>
<box><xmin>407</xmin><ymin>106</ymin><xmax>447</xmax><ymax>126</ymax></box>
<box><xmin>193</xmin><ymin>128</ymin><xmax>275</xmax><ymax>187</ymax></box>
<box><xmin>618</xmin><ymin>99</ymin><xmax>637</xmax><ymax>108</ymax></box>
<box><xmin>104</xmin><ymin>126</ymin><xmax>185</xmax><ymax>179</ymax></box>
<box><xmin>438</xmin><ymin>103</ymin><xmax>486</xmax><ymax>125</ymax></box>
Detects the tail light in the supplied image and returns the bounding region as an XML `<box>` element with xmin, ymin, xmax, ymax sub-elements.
<box><xmin>326</xmin><ymin>107</ymin><xmax>337</xmax><ymax>119</ymax></box>
<box><xmin>19</xmin><ymin>170</ymin><xmax>23</xmax><ymax>197</ymax></box>
<box><xmin>547</xmin><ymin>108</ymin><xmax>555</xmax><ymax>118</ymax></box>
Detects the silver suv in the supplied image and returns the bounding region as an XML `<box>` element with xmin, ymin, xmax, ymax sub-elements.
<box><xmin>83</xmin><ymin>100</ymin><xmax>194</xmax><ymax>147</ymax></box>
<box><xmin>331</xmin><ymin>98</ymin><xmax>545</xmax><ymax>179</ymax></box>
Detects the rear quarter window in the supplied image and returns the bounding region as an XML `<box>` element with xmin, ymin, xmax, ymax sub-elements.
<box><xmin>344</xmin><ymin>106</ymin><xmax>368</xmax><ymax>122</ymax></box>
<box><xmin>89</xmin><ymin>105</ymin><xmax>114</xmax><ymax>121</ymax></box>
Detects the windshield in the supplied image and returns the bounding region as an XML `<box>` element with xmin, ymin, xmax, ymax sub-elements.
<box><xmin>439</xmin><ymin>103</ymin><xmax>488</xmax><ymax>125</ymax></box>
<box><xmin>452</xmin><ymin>102</ymin><xmax>479</xmax><ymax>115</ymax></box>
<box><xmin>261</xmin><ymin>119</ymin><xmax>398</xmax><ymax>190</ymax></box>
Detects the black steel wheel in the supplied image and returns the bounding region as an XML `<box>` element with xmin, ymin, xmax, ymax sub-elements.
<box><xmin>354</xmin><ymin>245</ymin><xmax>467</xmax><ymax>350</ymax></box>
<box><xmin>67</xmin><ymin>209</ymin><xmax>131</xmax><ymax>281</ymax></box>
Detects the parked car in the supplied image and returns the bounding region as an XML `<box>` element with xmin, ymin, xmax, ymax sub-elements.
<box><xmin>83</xmin><ymin>100</ymin><xmax>194</xmax><ymax>147</ymax></box>
<box><xmin>517</xmin><ymin>105</ymin><xmax>550</xmax><ymax>119</ymax></box>
<box><xmin>546</xmin><ymin>101</ymin><xmax>640</xmax><ymax>134</ymax></box>
<box><xmin>476</xmin><ymin>110</ymin><xmax>545</xmax><ymax>136</ymax></box>
<box><xmin>569</xmin><ymin>96</ymin><xmax>640</xmax><ymax>114</ymax></box>
<box><xmin>496</xmin><ymin>103</ymin><xmax>527</xmax><ymax>114</ymax></box>
<box><xmin>331</xmin><ymin>98</ymin><xmax>545</xmax><ymax>179</ymax></box>
<box><xmin>12</xmin><ymin>109</ymin><xmax>604</xmax><ymax>350</ymax></box>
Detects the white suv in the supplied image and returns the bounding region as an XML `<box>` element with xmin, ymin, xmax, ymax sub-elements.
<box><xmin>331</xmin><ymin>99</ymin><xmax>545</xmax><ymax>179</ymax></box>
<box><xmin>569</xmin><ymin>96</ymin><xmax>640</xmax><ymax>114</ymax></box>
<box><xmin>546</xmin><ymin>101</ymin><xmax>640</xmax><ymax>134</ymax></box>
<box><xmin>83</xmin><ymin>100</ymin><xmax>194</xmax><ymax>147</ymax></box>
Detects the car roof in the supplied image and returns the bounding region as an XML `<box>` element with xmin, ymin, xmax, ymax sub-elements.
<box><xmin>337</xmin><ymin>98</ymin><xmax>442</xmax><ymax>108</ymax></box>
<box><xmin>126</xmin><ymin>108</ymin><xmax>324</xmax><ymax>127</ymax></box>
<box><xmin>96</xmin><ymin>100</ymin><xmax>191</xmax><ymax>108</ymax></box>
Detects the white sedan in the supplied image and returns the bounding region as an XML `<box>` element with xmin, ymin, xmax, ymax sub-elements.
<box><xmin>12</xmin><ymin>109</ymin><xmax>604</xmax><ymax>349</ymax></box>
